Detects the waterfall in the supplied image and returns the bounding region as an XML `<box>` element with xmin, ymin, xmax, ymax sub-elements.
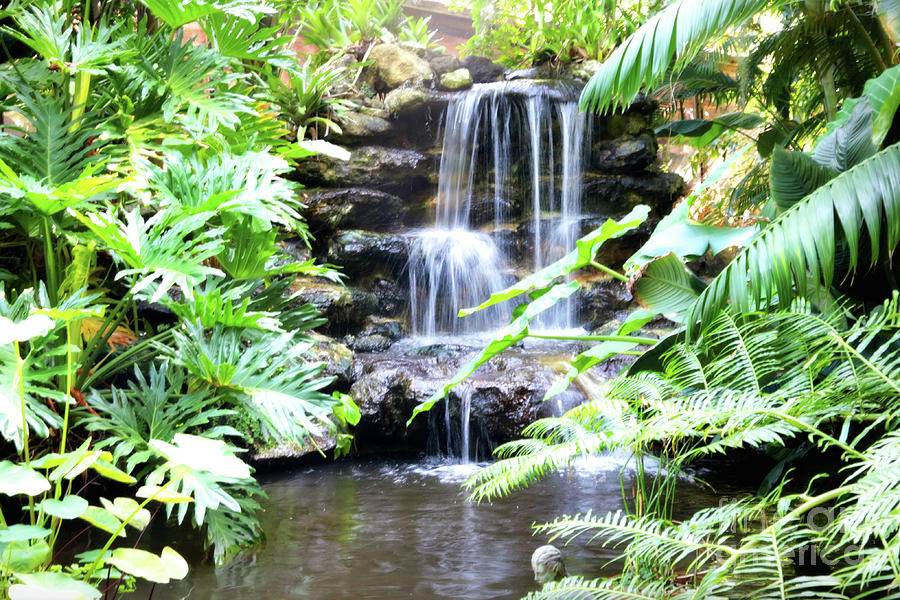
<box><xmin>407</xmin><ymin>81</ymin><xmax>590</xmax><ymax>337</ymax></box>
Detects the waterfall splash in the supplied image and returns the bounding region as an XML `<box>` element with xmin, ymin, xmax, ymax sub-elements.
<box><xmin>407</xmin><ymin>81</ymin><xmax>591</xmax><ymax>337</ymax></box>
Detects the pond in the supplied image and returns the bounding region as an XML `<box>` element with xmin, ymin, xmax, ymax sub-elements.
<box><xmin>153</xmin><ymin>456</ymin><xmax>719</xmax><ymax>600</ymax></box>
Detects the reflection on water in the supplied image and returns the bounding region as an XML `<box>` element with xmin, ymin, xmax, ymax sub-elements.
<box><xmin>153</xmin><ymin>457</ymin><xmax>717</xmax><ymax>600</ymax></box>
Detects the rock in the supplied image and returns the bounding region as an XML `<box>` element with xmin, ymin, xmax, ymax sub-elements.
<box><xmin>467</xmin><ymin>191</ymin><xmax>520</xmax><ymax>226</ymax></box>
<box><xmin>342</xmin><ymin>316</ymin><xmax>405</xmax><ymax>352</ymax></box>
<box><xmin>384</xmin><ymin>87</ymin><xmax>431</xmax><ymax>116</ymax></box>
<box><xmin>326</xmin><ymin>230</ymin><xmax>410</xmax><ymax>278</ymax></box>
<box><xmin>581</xmin><ymin>172</ymin><xmax>687</xmax><ymax>217</ymax></box>
<box><xmin>302</xmin><ymin>188</ymin><xmax>411</xmax><ymax>236</ymax></box>
<box><xmin>372</xmin><ymin>277</ymin><xmax>407</xmax><ymax>316</ymax></box>
<box><xmin>290</xmin><ymin>277</ymin><xmax>378</xmax><ymax>334</ymax></box>
<box><xmin>330</xmin><ymin>110</ymin><xmax>391</xmax><ymax>145</ymax></box>
<box><xmin>429</xmin><ymin>53</ymin><xmax>460</xmax><ymax>76</ymax></box>
<box><xmin>308</xmin><ymin>332</ymin><xmax>354</xmax><ymax>386</ymax></box>
<box><xmin>461</xmin><ymin>55</ymin><xmax>505</xmax><ymax>83</ymax></box>
<box><xmin>438</xmin><ymin>68</ymin><xmax>473</xmax><ymax>90</ymax></box>
<box><xmin>329</xmin><ymin>53</ymin><xmax>360</xmax><ymax>96</ymax></box>
<box><xmin>574</xmin><ymin>277</ymin><xmax>635</xmax><ymax>329</ymax></box>
<box><xmin>569</xmin><ymin>59</ymin><xmax>602</xmax><ymax>81</ymax></box>
<box><xmin>579</xmin><ymin>215</ymin><xmax>657</xmax><ymax>269</ymax></box>
<box><xmin>505</xmin><ymin>65</ymin><xmax>552</xmax><ymax>80</ymax></box>
<box><xmin>369</xmin><ymin>43</ymin><xmax>433</xmax><ymax>91</ymax></box>
<box><xmin>294</xmin><ymin>145</ymin><xmax>434</xmax><ymax>196</ymax></box>
<box><xmin>345</xmin><ymin>333</ymin><xmax>394</xmax><ymax>353</ymax></box>
<box><xmin>591</xmin><ymin>135</ymin><xmax>658</xmax><ymax>172</ymax></box>
<box><xmin>249</xmin><ymin>432</ymin><xmax>337</xmax><ymax>466</ymax></box>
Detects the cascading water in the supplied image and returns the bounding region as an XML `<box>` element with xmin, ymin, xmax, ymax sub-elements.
<box><xmin>407</xmin><ymin>81</ymin><xmax>591</xmax><ymax>338</ymax></box>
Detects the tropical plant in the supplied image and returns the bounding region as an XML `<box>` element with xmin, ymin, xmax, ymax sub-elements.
<box><xmin>0</xmin><ymin>0</ymin><xmax>359</xmax><ymax>592</ymax></box>
<box><xmin>451</xmin><ymin>0</ymin><xmax>665</xmax><ymax>68</ymax></box>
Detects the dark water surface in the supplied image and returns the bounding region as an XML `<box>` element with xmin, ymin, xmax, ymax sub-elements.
<box><xmin>155</xmin><ymin>457</ymin><xmax>717</xmax><ymax>600</ymax></box>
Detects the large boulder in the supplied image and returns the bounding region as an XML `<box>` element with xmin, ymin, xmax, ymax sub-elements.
<box><xmin>369</xmin><ymin>43</ymin><xmax>434</xmax><ymax>91</ymax></box>
<box><xmin>301</xmin><ymin>188</ymin><xmax>420</xmax><ymax>236</ymax></box>
<box><xmin>326</xmin><ymin>230</ymin><xmax>410</xmax><ymax>278</ymax></box>
<box><xmin>384</xmin><ymin>87</ymin><xmax>431</xmax><ymax>116</ymax></box>
<box><xmin>294</xmin><ymin>145</ymin><xmax>435</xmax><ymax>196</ymax></box>
<box><xmin>591</xmin><ymin>134</ymin><xmax>658</xmax><ymax>172</ymax></box>
<box><xmin>581</xmin><ymin>172</ymin><xmax>687</xmax><ymax>217</ymax></box>
<box><xmin>461</xmin><ymin>55</ymin><xmax>505</xmax><ymax>83</ymax></box>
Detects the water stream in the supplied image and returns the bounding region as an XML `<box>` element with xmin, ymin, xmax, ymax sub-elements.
<box><xmin>155</xmin><ymin>458</ymin><xmax>718</xmax><ymax>600</ymax></box>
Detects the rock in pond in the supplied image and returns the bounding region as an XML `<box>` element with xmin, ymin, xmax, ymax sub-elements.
<box><xmin>290</xmin><ymin>276</ymin><xmax>378</xmax><ymax>334</ymax></box>
<box><xmin>301</xmin><ymin>188</ymin><xmax>417</xmax><ymax>235</ymax></box>
<box><xmin>590</xmin><ymin>134</ymin><xmax>658</xmax><ymax>172</ymax></box>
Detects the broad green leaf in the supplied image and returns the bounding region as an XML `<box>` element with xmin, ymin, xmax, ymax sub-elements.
<box><xmin>160</xmin><ymin>546</ymin><xmax>189</xmax><ymax>580</ymax></box>
<box><xmin>0</xmin><ymin>525</ymin><xmax>51</xmax><ymax>542</ymax></box>
<box><xmin>862</xmin><ymin>63</ymin><xmax>900</xmax><ymax>147</ymax></box>
<box><xmin>688</xmin><ymin>142</ymin><xmax>900</xmax><ymax>335</ymax></box>
<box><xmin>629</xmin><ymin>253</ymin><xmax>707</xmax><ymax>321</ymax></box>
<box><xmin>812</xmin><ymin>98</ymin><xmax>876</xmax><ymax>172</ymax></box>
<box><xmin>136</xmin><ymin>484</ymin><xmax>194</xmax><ymax>504</ymax></box>
<box><xmin>769</xmin><ymin>146</ymin><xmax>837</xmax><ymax>212</ymax></box>
<box><xmin>461</xmin><ymin>206</ymin><xmax>650</xmax><ymax>316</ymax></box>
<box><xmin>37</xmin><ymin>495</ymin><xmax>88</xmax><ymax>520</ymax></box>
<box><xmin>0</xmin><ymin>461</ymin><xmax>51</xmax><ymax>496</ymax></box>
<box><xmin>333</xmin><ymin>392</ymin><xmax>361</xmax><ymax>427</ymax></box>
<box><xmin>99</xmin><ymin>497</ymin><xmax>151</xmax><ymax>530</ymax></box>
<box><xmin>0</xmin><ymin>314</ymin><xmax>54</xmax><ymax>344</ymax></box>
<box><xmin>107</xmin><ymin>548</ymin><xmax>171</xmax><ymax>584</ymax></box>
<box><xmin>90</xmin><ymin>459</ymin><xmax>137</xmax><ymax>484</ymax></box>
<box><xmin>78</xmin><ymin>506</ymin><xmax>125</xmax><ymax>537</ymax></box>
<box><xmin>150</xmin><ymin>434</ymin><xmax>251</xmax><ymax>479</ymax></box>
<box><xmin>628</xmin><ymin>201</ymin><xmax>758</xmax><ymax>266</ymax></box>
<box><xmin>10</xmin><ymin>572</ymin><xmax>100</xmax><ymax>600</ymax></box>
<box><xmin>0</xmin><ymin>539</ymin><xmax>51</xmax><ymax>572</ymax></box>
<box><xmin>291</xmin><ymin>139</ymin><xmax>351</xmax><ymax>161</ymax></box>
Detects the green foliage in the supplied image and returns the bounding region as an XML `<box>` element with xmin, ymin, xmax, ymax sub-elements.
<box><xmin>295</xmin><ymin>0</ymin><xmax>406</xmax><ymax>51</ymax></box>
<box><xmin>455</xmin><ymin>0</ymin><xmax>663</xmax><ymax>68</ymax></box>
<box><xmin>0</xmin><ymin>0</ymin><xmax>356</xmax><ymax>590</ymax></box>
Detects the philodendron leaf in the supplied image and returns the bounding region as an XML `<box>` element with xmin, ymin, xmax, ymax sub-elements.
<box><xmin>150</xmin><ymin>433</ymin><xmax>251</xmax><ymax>479</ymax></box>
<box><xmin>99</xmin><ymin>497</ymin><xmax>152</xmax><ymax>530</ymax></box>
<box><xmin>628</xmin><ymin>253</ymin><xmax>707</xmax><ymax>322</ymax></box>
<box><xmin>461</xmin><ymin>206</ymin><xmax>650</xmax><ymax>316</ymax></box>
<box><xmin>0</xmin><ymin>461</ymin><xmax>51</xmax><ymax>497</ymax></box>
<box><xmin>0</xmin><ymin>539</ymin><xmax>51</xmax><ymax>572</ymax></box>
<box><xmin>107</xmin><ymin>547</ymin><xmax>189</xmax><ymax>584</ymax></box>
<box><xmin>0</xmin><ymin>525</ymin><xmax>51</xmax><ymax>542</ymax></box>
<box><xmin>9</xmin><ymin>572</ymin><xmax>100</xmax><ymax>600</ymax></box>
<box><xmin>136</xmin><ymin>485</ymin><xmax>194</xmax><ymax>504</ymax></box>
<box><xmin>78</xmin><ymin>506</ymin><xmax>125</xmax><ymax>537</ymax></box>
<box><xmin>292</xmin><ymin>139</ymin><xmax>351</xmax><ymax>161</ymax></box>
<box><xmin>160</xmin><ymin>546</ymin><xmax>189</xmax><ymax>580</ymax></box>
<box><xmin>37</xmin><ymin>495</ymin><xmax>89</xmax><ymax>520</ymax></box>
<box><xmin>0</xmin><ymin>314</ymin><xmax>54</xmax><ymax>344</ymax></box>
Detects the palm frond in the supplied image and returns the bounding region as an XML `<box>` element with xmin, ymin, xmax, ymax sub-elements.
<box><xmin>579</xmin><ymin>0</ymin><xmax>780</xmax><ymax>114</ymax></box>
<box><xmin>687</xmin><ymin>141</ymin><xmax>900</xmax><ymax>334</ymax></box>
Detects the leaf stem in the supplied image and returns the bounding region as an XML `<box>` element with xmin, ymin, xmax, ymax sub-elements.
<box><xmin>589</xmin><ymin>260</ymin><xmax>628</xmax><ymax>282</ymax></box>
<box><xmin>529</xmin><ymin>333</ymin><xmax>658</xmax><ymax>345</ymax></box>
